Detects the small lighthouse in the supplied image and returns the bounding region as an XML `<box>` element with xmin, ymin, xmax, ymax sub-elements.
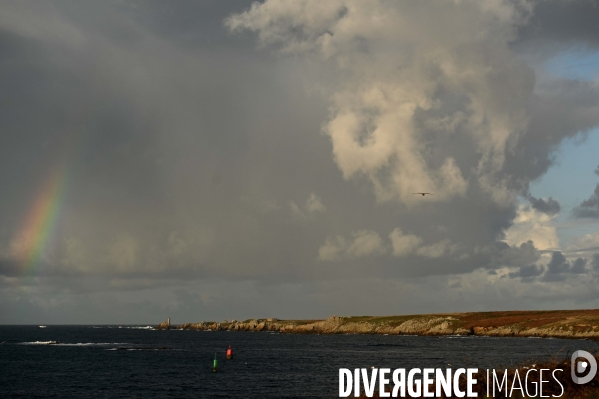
<box><xmin>167</xmin><ymin>317</ymin><xmax>170</xmax><ymax>327</ymax></box>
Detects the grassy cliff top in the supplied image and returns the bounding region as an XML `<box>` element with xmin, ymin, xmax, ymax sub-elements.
<box><xmin>254</xmin><ymin>309</ymin><xmax>599</xmax><ymax>330</ymax></box>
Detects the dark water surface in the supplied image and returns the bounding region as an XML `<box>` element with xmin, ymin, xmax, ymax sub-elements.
<box><xmin>1</xmin><ymin>326</ymin><xmax>598</xmax><ymax>398</ymax></box>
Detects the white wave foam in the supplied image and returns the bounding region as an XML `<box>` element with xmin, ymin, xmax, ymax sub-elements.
<box><xmin>55</xmin><ymin>342</ymin><xmax>129</xmax><ymax>346</ymax></box>
<box><xmin>116</xmin><ymin>326</ymin><xmax>155</xmax><ymax>330</ymax></box>
<box><xmin>20</xmin><ymin>341</ymin><xmax>131</xmax><ymax>346</ymax></box>
<box><xmin>89</xmin><ymin>325</ymin><xmax>155</xmax><ymax>330</ymax></box>
<box><xmin>20</xmin><ymin>341</ymin><xmax>60</xmax><ymax>345</ymax></box>
<box><xmin>39</xmin><ymin>326</ymin><xmax>47</xmax><ymax>328</ymax></box>
<box><xmin>443</xmin><ymin>335</ymin><xmax>471</xmax><ymax>339</ymax></box>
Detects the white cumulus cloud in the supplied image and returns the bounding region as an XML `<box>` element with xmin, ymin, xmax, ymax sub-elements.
<box><xmin>389</xmin><ymin>228</ymin><xmax>422</xmax><ymax>257</ymax></box>
<box><xmin>227</xmin><ymin>0</ymin><xmax>536</xmax><ymax>206</ymax></box>
<box><xmin>503</xmin><ymin>204</ymin><xmax>560</xmax><ymax>251</ymax></box>
<box><xmin>318</xmin><ymin>230</ymin><xmax>386</xmax><ymax>261</ymax></box>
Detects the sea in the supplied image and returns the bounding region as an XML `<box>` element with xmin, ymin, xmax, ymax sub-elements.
<box><xmin>1</xmin><ymin>325</ymin><xmax>598</xmax><ymax>398</ymax></box>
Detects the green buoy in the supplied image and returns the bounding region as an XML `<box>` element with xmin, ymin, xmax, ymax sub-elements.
<box><xmin>213</xmin><ymin>353</ymin><xmax>218</xmax><ymax>372</ymax></box>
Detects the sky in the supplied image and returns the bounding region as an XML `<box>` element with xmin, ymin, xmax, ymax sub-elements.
<box><xmin>1</xmin><ymin>0</ymin><xmax>599</xmax><ymax>324</ymax></box>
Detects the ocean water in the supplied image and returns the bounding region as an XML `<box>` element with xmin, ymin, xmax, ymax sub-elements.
<box><xmin>1</xmin><ymin>326</ymin><xmax>598</xmax><ymax>398</ymax></box>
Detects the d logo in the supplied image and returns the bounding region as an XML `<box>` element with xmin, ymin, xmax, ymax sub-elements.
<box><xmin>571</xmin><ymin>350</ymin><xmax>597</xmax><ymax>384</ymax></box>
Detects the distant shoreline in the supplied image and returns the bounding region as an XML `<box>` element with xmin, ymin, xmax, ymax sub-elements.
<box><xmin>156</xmin><ymin>309</ymin><xmax>599</xmax><ymax>339</ymax></box>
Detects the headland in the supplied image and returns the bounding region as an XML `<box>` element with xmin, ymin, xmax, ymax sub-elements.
<box><xmin>156</xmin><ymin>309</ymin><xmax>599</xmax><ymax>339</ymax></box>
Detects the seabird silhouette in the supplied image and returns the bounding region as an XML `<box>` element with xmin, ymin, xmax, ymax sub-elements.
<box><xmin>413</xmin><ymin>192</ymin><xmax>434</xmax><ymax>196</ymax></box>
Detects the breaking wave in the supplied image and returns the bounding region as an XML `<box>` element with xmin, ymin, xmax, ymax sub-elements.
<box><xmin>19</xmin><ymin>341</ymin><xmax>60</xmax><ymax>345</ymax></box>
<box><xmin>20</xmin><ymin>341</ymin><xmax>131</xmax><ymax>346</ymax></box>
<box><xmin>90</xmin><ymin>326</ymin><xmax>155</xmax><ymax>330</ymax></box>
<box><xmin>119</xmin><ymin>326</ymin><xmax>154</xmax><ymax>330</ymax></box>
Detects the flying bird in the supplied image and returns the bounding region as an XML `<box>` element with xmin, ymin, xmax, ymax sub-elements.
<box><xmin>413</xmin><ymin>192</ymin><xmax>434</xmax><ymax>196</ymax></box>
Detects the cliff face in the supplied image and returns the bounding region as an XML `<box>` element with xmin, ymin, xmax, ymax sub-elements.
<box><xmin>156</xmin><ymin>309</ymin><xmax>599</xmax><ymax>339</ymax></box>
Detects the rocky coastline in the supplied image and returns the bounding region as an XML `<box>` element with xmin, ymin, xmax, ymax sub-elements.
<box><xmin>156</xmin><ymin>309</ymin><xmax>599</xmax><ymax>339</ymax></box>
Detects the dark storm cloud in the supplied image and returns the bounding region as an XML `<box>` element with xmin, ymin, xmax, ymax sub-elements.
<box><xmin>0</xmin><ymin>0</ymin><xmax>338</xmax><ymax>286</ymax></box>
<box><xmin>592</xmin><ymin>254</ymin><xmax>599</xmax><ymax>270</ymax></box>
<box><xmin>542</xmin><ymin>252</ymin><xmax>588</xmax><ymax>282</ymax></box>
<box><xmin>573</xmin><ymin>184</ymin><xmax>599</xmax><ymax>218</ymax></box>
<box><xmin>353</xmin><ymin>240</ymin><xmax>541</xmax><ymax>281</ymax></box>
<box><xmin>2</xmin><ymin>0</ymin><xmax>599</xmax><ymax>322</ymax></box>
<box><xmin>509</xmin><ymin>263</ymin><xmax>545</xmax><ymax>282</ymax></box>
<box><xmin>486</xmin><ymin>241</ymin><xmax>540</xmax><ymax>270</ymax></box>
<box><xmin>507</xmin><ymin>251</ymin><xmax>590</xmax><ymax>283</ymax></box>
<box><xmin>570</xmin><ymin>257</ymin><xmax>587</xmax><ymax>274</ymax></box>
<box><xmin>503</xmin><ymin>79</ymin><xmax>599</xmax><ymax>191</ymax></box>
<box><xmin>516</xmin><ymin>0</ymin><xmax>599</xmax><ymax>49</ymax></box>
<box><xmin>0</xmin><ymin>259</ymin><xmax>19</xmax><ymax>278</ymax></box>
<box><xmin>546</xmin><ymin>251</ymin><xmax>569</xmax><ymax>274</ymax></box>
<box><xmin>528</xmin><ymin>195</ymin><xmax>560</xmax><ymax>215</ymax></box>
<box><xmin>0</xmin><ymin>0</ymin><xmax>592</xmax><ymax>288</ymax></box>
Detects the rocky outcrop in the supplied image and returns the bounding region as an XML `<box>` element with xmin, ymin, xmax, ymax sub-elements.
<box><xmin>156</xmin><ymin>310</ymin><xmax>599</xmax><ymax>339</ymax></box>
<box><xmin>156</xmin><ymin>321</ymin><xmax>171</xmax><ymax>329</ymax></box>
<box><xmin>155</xmin><ymin>316</ymin><xmax>468</xmax><ymax>335</ymax></box>
<box><xmin>468</xmin><ymin>324</ymin><xmax>599</xmax><ymax>339</ymax></box>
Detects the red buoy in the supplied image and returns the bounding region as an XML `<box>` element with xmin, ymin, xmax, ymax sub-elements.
<box><xmin>226</xmin><ymin>345</ymin><xmax>233</xmax><ymax>360</ymax></box>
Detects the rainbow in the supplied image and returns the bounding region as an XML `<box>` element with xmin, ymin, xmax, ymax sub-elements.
<box><xmin>14</xmin><ymin>163</ymin><xmax>67</xmax><ymax>275</ymax></box>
